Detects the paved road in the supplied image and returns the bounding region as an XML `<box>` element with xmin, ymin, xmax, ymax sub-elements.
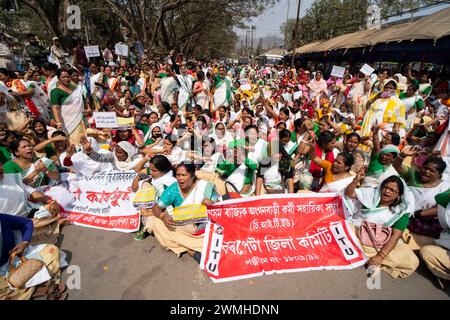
<box><xmin>59</xmin><ymin>225</ymin><xmax>449</xmax><ymax>300</ymax></box>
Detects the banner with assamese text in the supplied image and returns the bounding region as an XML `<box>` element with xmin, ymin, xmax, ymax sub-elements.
<box><xmin>60</xmin><ymin>171</ymin><xmax>140</xmax><ymax>233</ymax></box>
<box><xmin>200</xmin><ymin>193</ymin><xmax>366</xmax><ymax>282</ymax></box>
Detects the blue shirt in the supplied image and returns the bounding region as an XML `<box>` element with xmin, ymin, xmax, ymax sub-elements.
<box><xmin>0</xmin><ymin>214</ymin><xmax>33</xmax><ymax>266</ymax></box>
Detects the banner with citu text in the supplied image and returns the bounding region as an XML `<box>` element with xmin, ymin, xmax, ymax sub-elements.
<box><xmin>200</xmin><ymin>193</ymin><xmax>367</xmax><ymax>282</ymax></box>
<box><xmin>60</xmin><ymin>171</ymin><xmax>140</xmax><ymax>233</ymax></box>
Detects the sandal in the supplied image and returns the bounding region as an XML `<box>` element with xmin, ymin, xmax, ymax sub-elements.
<box><xmin>33</xmin><ymin>282</ymin><xmax>66</xmax><ymax>300</ymax></box>
<box><xmin>47</xmin><ymin>292</ymin><xmax>68</xmax><ymax>300</ymax></box>
<box><xmin>49</xmin><ymin>283</ymin><xmax>67</xmax><ymax>296</ymax></box>
<box><xmin>31</xmin><ymin>281</ymin><xmax>54</xmax><ymax>300</ymax></box>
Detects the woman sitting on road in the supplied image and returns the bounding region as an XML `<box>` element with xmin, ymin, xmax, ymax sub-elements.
<box><xmin>132</xmin><ymin>155</ymin><xmax>177</xmax><ymax>240</ymax></box>
<box><xmin>361</xmin><ymin>144</ymin><xmax>400</xmax><ymax>188</ymax></box>
<box><xmin>0</xmin><ymin>214</ymin><xmax>67</xmax><ymax>300</ymax></box>
<box><xmin>393</xmin><ymin>147</ymin><xmax>449</xmax><ymax>244</ymax></box>
<box><xmin>307</xmin><ymin>138</ymin><xmax>355</xmax><ymax>193</ymax></box>
<box><xmin>419</xmin><ymin>189</ymin><xmax>450</xmax><ymax>290</ymax></box>
<box><xmin>151</xmin><ymin>162</ymin><xmax>220</xmax><ymax>262</ymax></box>
<box><xmin>255</xmin><ymin>140</ymin><xmax>294</xmax><ymax>195</ymax></box>
<box><xmin>345</xmin><ymin>174</ymin><xmax>419</xmax><ymax>279</ymax></box>
<box><xmin>3</xmin><ymin>138</ymin><xmax>59</xmax><ymax>189</ymax></box>
<box><xmin>80</xmin><ymin>137</ymin><xmax>143</xmax><ymax>171</ymax></box>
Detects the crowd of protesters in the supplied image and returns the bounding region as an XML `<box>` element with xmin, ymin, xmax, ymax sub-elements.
<box><xmin>0</xmin><ymin>33</ymin><xmax>449</xmax><ymax>299</ymax></box>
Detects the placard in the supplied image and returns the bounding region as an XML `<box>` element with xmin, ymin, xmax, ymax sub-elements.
<box><xmin>117</xmin><ymin>117</ymin><xmax>135</xmax><ymax>126</ymax></box>
<box><xmin>172</xmin><ymin>204</ymin><xmax>208</xmax><ymax>226</ymax></box>
<box><xmin>240</xmin><ymin>84</ymin><xmax>252</xmax><ymax>91</ymax></box>
<box><xmin>133</xmin><ymin>186</ymin><xmax>156</xmax><ymax>209</ymax></box>
<box><xmin>115</xmin><ymin>43</ymin><xmax>129</xmax><ymax>57</ymax></box>
<box><xmin>360</xmin><ymin>64</ymin><xmax>375</xmax><ymax>76</ymax></box>
<box><xmin>330</xmin><ymin>65</ymin><xmax>346</xmax><ymax>78</ymax></box>
<box><xmin>282</xmin><ymin>93</ymin><xmax>293</xmax><ymax>102</ymax></box>
<box><xmin>84</xmin><ymin>46</ymin><xmax>101</xmax><ymax>58</ymax></box>
<box><xmin>263</xmin><ymin>90</ymin><xmax>272</xmax><ymax>99</ymax></box>
<box><xmin>93</xmin><ymin>112</ymin><xmax>118</xmax><ymax>128</ymax></box>
<box><xmin>60</xmin><ymin>171</ymin><xmax>140</xmax><ymax>233</ymax></box>
<box><xmin>293</xmin><ymin>91</ymin><xmax>303</xmax><ymax>101</ymax></box>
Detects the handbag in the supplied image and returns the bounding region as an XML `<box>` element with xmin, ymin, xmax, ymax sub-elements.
<box><xmin>358</xmin><ymin>220</ymin><xmax>392</xmax><ymax>250</ymax></box>
<box><xmin>7</xmin><ymin>253</ymin><xmax>45</xmax><ymax>289</ymax></box>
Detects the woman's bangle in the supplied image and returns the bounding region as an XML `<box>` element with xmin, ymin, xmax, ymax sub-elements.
<box><xmin>379</xmin><ymin>249</ymin><xmax>388</xmax><ymax>258</ymax></box>
<box><xmin>160</xmin><ymin>212</ymin><xmax>167</xmax><ymax>220</ymax></box>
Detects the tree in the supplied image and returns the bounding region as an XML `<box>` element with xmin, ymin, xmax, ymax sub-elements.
<box><xmin>281</xmin><ymin>0</ymin><xmax>369</xmax><ymax>47</ymax></box>
<box><xmin>281</xmin><ymin>0</ymin><xmax>437</xmax><ymax>48</ymax></box>
<box><xmin>255</xmin><ymin>38</ymin><xmax>263</xmax><ymax>57</ymax></box>
<box><xmin>103</xmin><ymin>0</ymin><xmax>278</xmax><ymax>56</ymax></box>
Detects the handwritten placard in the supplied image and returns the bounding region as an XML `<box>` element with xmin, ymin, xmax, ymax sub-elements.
<box><xmin>330</xmin><ymin>66</ymin><xmax>346</xmax><ymax>78</ymax></box>
<box><xmin>360</xmin><ymin>64</ymin><xmax>375</xmax><ymax>76</ymax></box>
<box><xmin>84</xmin><ymin>46</ymin><xmax>100</xmax><ymax>58</ymax></box>
<box><xmin>93</xmin><ymin>112</ymin><xmax>118</xmax><ymax>128</ymax></box>
<box><xmin>293</xmin><ymin>91</ymin><xmax>303</xmax><ymax>101</ymax></box>
<box><xmin>114</xmin><ymin>43</ymin><xmax>129</xmax><ymax>57</ymax></box>
<box><xmin>240</xmin><ymin>84</ymin><xmax>252</xmax><ymax>91</ymax></box>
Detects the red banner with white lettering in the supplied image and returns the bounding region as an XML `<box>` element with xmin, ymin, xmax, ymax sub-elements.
<box><xmin>200</xmin><ymin>194</ymin><xmax>367</xmax><ymax>282</ymax></box>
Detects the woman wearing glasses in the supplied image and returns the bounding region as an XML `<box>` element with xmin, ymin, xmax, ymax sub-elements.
<box><xmin>345</xmin><ymin>174</ymin><xmax>419</xmax><ymax>278</ymax></box>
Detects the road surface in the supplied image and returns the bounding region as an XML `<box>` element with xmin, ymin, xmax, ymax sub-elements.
<box><xmin>59</xmin><ymin>225</ymin><xmax>449</xmax><ymax>300</ymax></box>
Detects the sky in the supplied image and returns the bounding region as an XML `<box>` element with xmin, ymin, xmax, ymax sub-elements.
<box><xmin>235</xmin><ymin>0</ymin><xmax>313</xmax><ymax>39</ymax></box>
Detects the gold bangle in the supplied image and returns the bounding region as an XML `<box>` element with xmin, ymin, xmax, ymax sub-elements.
<box><xmin>379</xmin><ymin>249</ymin><xmax>388</xmax><ymax>258</ymax></box>
<box><xmin>160</xmin><ymin>212</ymin><xmax>167</xmax><ymax>220</ymax></box>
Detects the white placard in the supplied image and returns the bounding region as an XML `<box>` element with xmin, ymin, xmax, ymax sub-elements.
<box><xmin>360</xmin><ymin>64</ymin><xmax>375</xmax><ymax>76</ymax></box>
<box><xmin>282</xmin><ymin>93</ymin><xmax>293</xmax><ymax>102</ymax></box>
<box><xmin>93</xmin><ymin>112</ymin><xmax>118</xmax><ymax>128</ymax></box>
<box><xmin>263</xmin><ymin>90</ymin><xmax>272</xmax><ymax>99</ymax></box>
<box><xmin>84</xmin><ymin>46</ymin><xmax>100</xmax><ymax>58</ymax></box>
<box><xmin>293</xmin><ymin>91</ymin><xmax>303</xmax><ymax>101</ymax></box>
<box><xmin>330</xmin><ymin>65</ymin><xmax>346</xmax><ymax>78</ymax></box>
<box><xmin>114</xmin><ymin>43</ymin><xmax>129</xmax><ymax>57</ymax></box>
<box><xmin>240</xmin><ymin>84</ymin><xmax>252</xmax><ymax>91</ymax></box>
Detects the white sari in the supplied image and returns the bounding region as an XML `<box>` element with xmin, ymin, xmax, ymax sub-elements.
<box><xmin>436</xmin><ymin>203</ymin><xmax>450</xmax><ymax>250</ymax></box>
<box><xmin>195</xmin><ymin>82</ymin><xmax>210</xmax><ymax>110</ymax></box>
<box><xmin>321</xmin><ymin>176</ymin><xmax>355</xmax><ymax>193</ymax></box>
<box><xmin>345</xmin><ymin>181</ymin><xmax>415</xmax><ymax>228</ymax></box>
<box><xmin>403</xmin><ymin>94</ymin><xmax>423</xmax><ymax>130</ymax></box>
<box><xmin>59</xmin><ymin>84</ymin><xmax>85</xmax><ymax>135</ymax></box>
<box><xmin>90</xmin><ymin>72</ymin><xmax>104</xmax><ymax>102</ymax></box>
<box><xmin>409</xmin><ymin>181</ymin><xmax>450</xmax><ymax>211</ymax></box>
<box><xmin>176</xmin><ymin>74</ymin><xmax>193</xmax><ymax>108</ymax></box>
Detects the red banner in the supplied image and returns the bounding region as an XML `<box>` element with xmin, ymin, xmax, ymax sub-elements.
<box><xmin>200</xmin><ymin>193</ymin><xmax>367</xmax><ymax>282</ymax></box>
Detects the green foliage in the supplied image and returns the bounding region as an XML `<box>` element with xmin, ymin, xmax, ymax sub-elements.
<box><xmin>282</xmin><ymin>0</ymin><xmax>369</xmax><ymax>47</ymax></box>
<box><xmin>281</xmin><ymin>0</ymin><xmax>438</xmax><ymax>48</ymax></box>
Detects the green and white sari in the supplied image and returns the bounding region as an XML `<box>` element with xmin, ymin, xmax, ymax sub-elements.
<box><xmin>345</xmin><ymin>177</ymin><xmax>415</xmax><ymax>228</ymax></box>
<box><xmin>213</xmin><ymin>75</ymin><xmax>233</xmax><ymax>107</ymax></box>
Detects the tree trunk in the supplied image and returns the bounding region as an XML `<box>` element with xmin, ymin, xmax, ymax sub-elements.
<box><xmin>20</xmin><ymin>0</ymin><xmax>61</xmax><ymax>37</ymax></box>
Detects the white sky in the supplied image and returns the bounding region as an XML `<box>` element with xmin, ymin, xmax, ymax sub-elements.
<box><xmin>235</xmin><ymin>0</ymin><xmax>313</xmax><ymax>39</ymax></box>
